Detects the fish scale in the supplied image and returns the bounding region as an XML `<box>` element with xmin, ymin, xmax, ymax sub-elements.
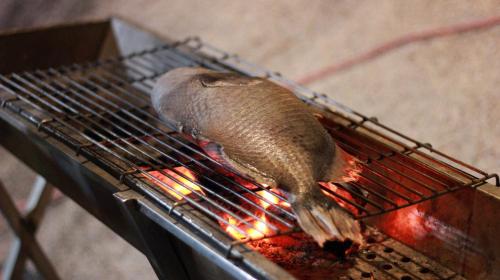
<box><xmin>152</xmin><ymin>67</ymin><xmax>363</xmax><ymax>245</ymax></box>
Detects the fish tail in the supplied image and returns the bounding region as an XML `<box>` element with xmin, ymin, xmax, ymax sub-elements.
<box><xmin>291</xmin><ymin>188</ymin><xmax>363</xmax><ymax>246</ymax></box>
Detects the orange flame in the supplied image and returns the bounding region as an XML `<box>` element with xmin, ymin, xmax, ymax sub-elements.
<box><xmin>146</xmin><ymin>166</ymin><xmax>204</xmax><ymax>200</ymax></box>
<box><xmin>256</xmin><ymin>189</ymin><xmax>290</xmax><ymax>208</ymax></box>
<box><xmin>220</xmin><ymin>188</ymin><xmax>291</xmax><ymax>240</ymax></box>
<box><xmin>146</xmin><ymin>166</ymin><xmax>361</xmax><ymax>241</ymax></box>
<box><xmin>223</xmin><ymin>212</ymin><xmax>271</xmax><ymax>240</ymax></box>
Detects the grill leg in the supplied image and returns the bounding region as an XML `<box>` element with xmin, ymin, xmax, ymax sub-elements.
<box><xmin>115</xmin><ymin>190</ymin><xmax>189</xmax><ymax>280</ymax></box>
<box><xmin>0</xmin><ymin>176</ymin><xmax>59</xmax><ymax>280</ymax></box>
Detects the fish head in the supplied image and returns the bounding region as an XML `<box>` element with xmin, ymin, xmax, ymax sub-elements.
<box><xmin>151</xmin><ymin>67</ymin><xmax>212</xmax><ymax>112</ymax></box>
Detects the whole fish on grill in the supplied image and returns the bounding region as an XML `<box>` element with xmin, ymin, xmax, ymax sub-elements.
<box><xmin>152</xmin><ymin>67</ymin><xmax>363</xmax><ymax>246</ymax></box>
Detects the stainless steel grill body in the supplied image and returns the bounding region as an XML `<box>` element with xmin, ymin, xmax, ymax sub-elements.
<box><xmin>0</xmin><ymin>18</ymin><xmax>498</xmax><ymax>279</ymax></box>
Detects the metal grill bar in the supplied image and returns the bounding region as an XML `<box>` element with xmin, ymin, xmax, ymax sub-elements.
<box><xmin>0</xmin><ymin>38</ymin><xmax>498</xmax><ymax>245</ymax></box>
<box><xmin>14</xmin><ymin>71</ymin><xmax>283</xmax><ymax>236</ymax></box>
<box><xmin>324</xmin><ymin>110</ymin><xmax>475</xmax><ymax>185</ymax></box>
<box><xmin>189</xmin><ymin>37</ymin><xmax>498</xmax><ymax>183</ymax></box>
<box><xmin>75</xmin><ymin>61</ymin><xmax>295</xmax><ymax>213</ymax></box>
<box><xmin>67</xmin><ymin>67</ymin><xmax>294</xmax><ymax>208</ymax></box>
<box><xmin>0</xmin><ymin>45</ymin><xmax>299</xmax><ymax>240</ymax></box>
<box><xmin>0</xmin><ymin>75</ymin><xmax>255</xmax><ymax>239</ymax></box>
<box><xmin>328</xmin><ymin>124</ymin><xmax>447</xmax><ymax>191</ymax></box>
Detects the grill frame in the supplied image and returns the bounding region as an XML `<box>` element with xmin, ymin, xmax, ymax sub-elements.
<box><xmin>0</xmin><ymin>36</ymin><xmax>497</xmax><ymax>245</ymax></box>
<box><xmin>0</xmin><ymin>18</ymin><xmax>497</xmax><ymax>279</ymax></box>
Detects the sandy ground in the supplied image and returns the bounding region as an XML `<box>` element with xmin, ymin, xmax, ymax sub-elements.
<box><xmin>0</xmin><ymin>1</ymin><xmax>499</xmax><ymax>279</ymax></box>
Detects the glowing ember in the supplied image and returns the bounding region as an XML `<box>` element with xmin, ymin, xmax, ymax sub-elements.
<box><xmin>219</xmin><ymin>180</ymin><xmax>363</xmax><ymax>240</ymax></box>
<box><xmin>383</xmin><ymin>202</ymin><xmax>427</xmax><ymax>241</ymax></box>
<box><xmin>224</xmin><ymin>215</ymin><xmax>251</xmax><ymax>240</ymax></box>
<box><xmin>222</xmin><ymin>212</ymin><xmax>271</xmax><ymax>240</ymax></box>
<box><xmin>220</xmin><ymin>188</ymin><xmax>291</xmax><ymax>240</ymax></box>
<box><xmin>256</xmin><ymin>189</ymin><xmax>291</xmax><ymax>208</ymax></box>
<box><xmin>146</xmin><ymin>166</ymin><xmax>204</xmax><ymax>200</ymax></box>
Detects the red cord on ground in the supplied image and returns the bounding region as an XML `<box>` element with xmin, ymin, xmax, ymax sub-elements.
<box><xmin>296</xmin><ymin>15</ymin><xmax>500</xmax><ymax>85</ymax></box>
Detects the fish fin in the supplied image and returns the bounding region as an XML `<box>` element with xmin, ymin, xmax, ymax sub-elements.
<box><xmin>199</xmin><ymin>73</ymin><xmax>262</xmax><ymax>88</ymax></box>
<box><xmin>199</xmin><ymin>141</ymin><xmax>226</xmax><ymax>163</ymax></box>
<box><xmin>291</xmin><ymin>188</ymin><xmax>364</xmax><ymax>246</ymax></box>
<box><xmin>199</xmin><ymin>141</ymin><xmax>277</xmax><ymax>187</ymax></box>
<box><xmin>322</xmin><ymin>144</ymin><xmax>363</xmax><ymax>183</ymax></box>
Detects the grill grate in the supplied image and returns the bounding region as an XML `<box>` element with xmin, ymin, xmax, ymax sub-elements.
<box><xmin>0</xmin><ymin>37</ymin><xmax>498</xmax><ymax>243</ymax></box>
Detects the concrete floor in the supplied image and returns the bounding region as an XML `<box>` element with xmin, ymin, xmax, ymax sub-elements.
<box><xmin>0</xmin><ymin>1</ymin><xmax>499</xmax><ymax>279</ymax></box>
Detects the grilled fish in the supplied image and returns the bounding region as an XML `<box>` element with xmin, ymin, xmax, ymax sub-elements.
<box><xmin>152</xmin><ymin>67</ymin><xmax>363</xmax><ymax>245</ymax></box>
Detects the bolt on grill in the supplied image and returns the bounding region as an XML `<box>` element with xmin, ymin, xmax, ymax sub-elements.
<box><xmin>0</xmin><ymin>37</ymin><xmax>498</xmax><ymax>244</ymax></box>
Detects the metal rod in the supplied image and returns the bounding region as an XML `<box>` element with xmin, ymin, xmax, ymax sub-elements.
<box><xmin>30</xmin><ymin>69</ymin><xmax>294</xmax><ymax>234</ymax></box>
<box><xmin>0</xmin><ymin>78</ymin><xmax>252</xmax><ymax>239</ymax></box>
<box><xmin>320</xmin><ymin>185</ymin><xmax>372</xmax><ymax>214</ymax></box>
<box><xmin>337</xmin><ymin>142</ymin><xmax>426</xmax><ymax>199</ymax></box>
<box><xmin>114</xmin><ymin>190</ymin><xmax>190</xmax><ymax>280</ymax></box>
<box><xmin>328</xmin><ymin>110</ymin><xmax>480</xmax><ymax>181</ymax></box>
<box><xmin>349</xmin><ymin>181</ymin><xmax>399</xmax><ymax>208</ymax></box>
<box><xmin>326</xmin><ymin>124</ymin><xmax>446</xmax><ymax>192</ymax></box>
<box><xmin>193</xmin><ymin>36</ymin><xmax>490</xmax><ymax>179</ymax></box>
<box><xmin>31</xmin><ymin>69</ymin><xmax>292</xmax><ymax>232</ymax></box>
<box><xmin>76</xmin><ymin>63</ymin><xmax>293</xmax><ymax>205</ymax></box>
<box><xmin>333</xmin><ymin>183</ymin><xmax>386</xmax><ymax>211</ymax></box>
<box><xmin>2</xmin><ymin>176</ymin><xmax>53</xmax><ymax>280</ymax></box>
<box><xmin>26</xmin><ymin>64</ymin><xmax>434</xmax><ymax>224</ymax></box>
<box><xmin>2</xmin><ymin>37</ymin><xmax>497</xmax><ymax>243</ymax></box>
<box><xmin>63</xmin><ymin>65</ymin><xmax>295</xmax><ymax>218</ymax></box>
<box><xmin>0</xmin><ymin>180</ymin><xmax>60</xmax><ymax>280</ymax></box>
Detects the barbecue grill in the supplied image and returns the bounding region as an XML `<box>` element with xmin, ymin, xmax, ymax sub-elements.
<box><xmin>0</xmin><ymin>18</ymin><xmax>498</xmax><ymax>280</ymax></box>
